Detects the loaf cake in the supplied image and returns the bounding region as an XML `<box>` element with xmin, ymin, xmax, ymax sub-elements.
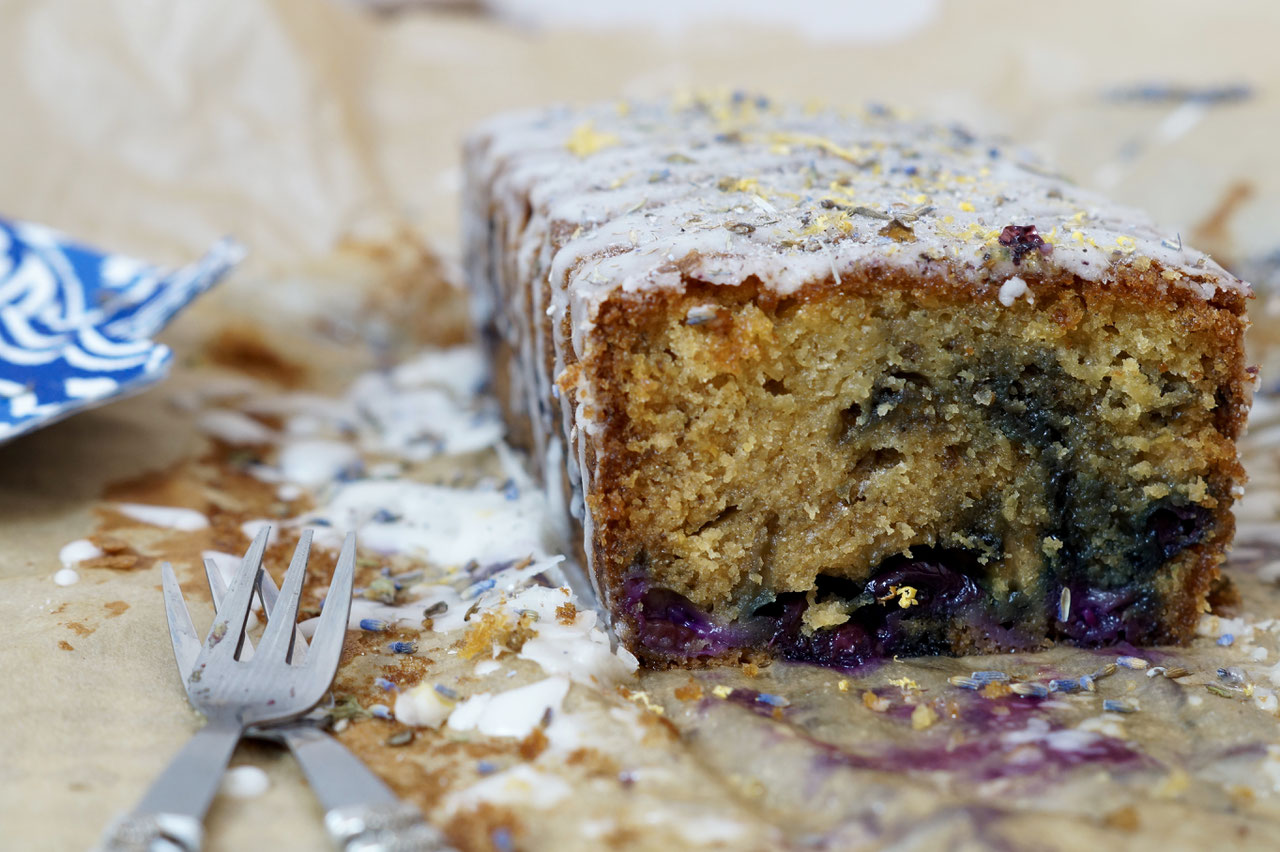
<box><xmin>463</xmin><ymin>94</ymin><xmax>1253</xmax><ymax>669</ymax></box>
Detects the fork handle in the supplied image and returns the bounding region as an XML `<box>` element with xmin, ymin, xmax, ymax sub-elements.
<box><xmin>99</xmin><ymin>721</ymin><xmax>242</xmax><ymax>852</ymax></box>
<box><xmin>279</xmin><ymin>726</ymin><xmax>457</xmax><ymax>851</ymax></box>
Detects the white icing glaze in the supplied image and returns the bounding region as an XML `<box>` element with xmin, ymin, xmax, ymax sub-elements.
<box><xmin>1002</xmin><ymin>717</ymin><xmax>1108</xmax><ymax>754</ymax></box>
<box><xmin>441</xmin><ymin>764</ymin><xmax>571</xmax><ymax>815</ymax></box>
<box><xmin>474</xmin><ymin>659</ymin><xmax>502</xmax><ymax>676</ymax></box>
<box><xmin>277</xmin><ymin>483</ymin><xmax>303</xmax><ymax>501</ymax></box>
<box><xmin>305</xmin><ymin>480</ymin><xmax>555</xmax><ymax>567</ymax></box>
<box><xmin>116</xmin><ymin>503</ymin><xmax>209</xmax><ymax>531</ymax></box>
<box><xmin>512</xmin><ymin>587</ymin><xmax>638</xmax><ymax>685</ymax></box>
<box><xmin>277</xmin><ymin>439</ymin><xmax>362</xmax><ymax>487</ymax></box>
<box><xmin>168</xmin><ymin>373</ymin><xmax>263</xmax><ymax>413</ymax></box>
<box><xmin>188</xmin><ymin>346</ymin><xmax>637</xmax><ymax>691</ymax></box>
<box><xmin>59</xmin><ymin>538</ymin><xmax>102</xmax><ymax>567</ymax></box>
<box><xmin>240</xmin><ymin>520</ymin><xmax>277</xmax><ymax>548</ymax></box>
<box><xmin>53</xmin><ymin>568</ymin><xmax>80</xmax><ymax>586</ymax></box>
<box><xmin>997</xmin><ymin>275</ymin><xmax>1029</xmax><ymax>306</ymax></box>
<box><xmin>196</xmin><ymin>409</ymin><xmax>277</xmax><ymax>445</ymax></box>
<box><xmin>201</xmin><ymin>550</ymin><xmax>241</xmax><ymax>586</ymax></box>
<box><xmin>395</xmin><ymin>682</ymin><xmax>455</xmax><ymax>728</ymax></box>
<box><xmin>390</xmin><ymin>347</ymin><xmax>490</xmax><ymax>401</ymax></box>
<box><xmin>446</xmin><ymin>676</ymin><xmax>570</xmax><ymax>738</ymax></box>
<box><xmin>235</xmin><ymin>346</ymin><xmax>501</xmax><ymax>466</ymax></box>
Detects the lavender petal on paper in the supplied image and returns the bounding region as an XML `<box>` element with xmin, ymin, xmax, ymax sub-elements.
<box><xmin>0</xmin><ymin>218</ymin><xmax>244</xmax><ymax>444</ymax></box>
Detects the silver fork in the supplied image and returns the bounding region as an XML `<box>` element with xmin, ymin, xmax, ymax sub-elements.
<box><xmin>195</xmin><ymin>540</ymin><xmax>453</xmax><ymax>852</ymax></box>
<box><xmin>99</xmin><ymin>527</ymin><xmax>354</xmax><ymax>852</ymax></box>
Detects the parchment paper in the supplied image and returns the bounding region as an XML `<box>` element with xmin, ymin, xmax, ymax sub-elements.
<box><xmin>2</xmin><ymin>2</ymin><xmax>1280</xmax><ymax>850</ymax></box>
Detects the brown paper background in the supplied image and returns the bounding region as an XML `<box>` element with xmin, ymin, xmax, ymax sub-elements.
<box><xmin>2</xmin><ymin>1</ymin><xmax>1279</xmax><ymax>849</ymax></box>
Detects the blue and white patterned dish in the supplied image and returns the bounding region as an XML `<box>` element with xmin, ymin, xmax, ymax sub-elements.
<box><xmin>0</xmin><ymin>218</ymin><xmax>243</xmax><ymax>444</ymax></box>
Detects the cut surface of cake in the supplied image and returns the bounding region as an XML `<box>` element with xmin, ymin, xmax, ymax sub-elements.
<box><xmin>463</xmin><ymin>95</ymin><xmax>1253</xmax><ymax>669</ymax></box>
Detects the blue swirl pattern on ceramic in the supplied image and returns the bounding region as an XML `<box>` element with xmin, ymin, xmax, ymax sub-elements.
<box><xmin>0</xmin><ymin>219</ymin><xmax>243</xmax><ymax>443</ymax></box>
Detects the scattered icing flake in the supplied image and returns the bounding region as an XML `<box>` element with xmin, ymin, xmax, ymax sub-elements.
<box><xmin>201</xmin><ymin>550</ymin><xmax>240</xmax><ymax>587</ymax></box>
<box><xmin>349</xmin><ymin>361</ymin><xmax>503</xmax><ymax>460</ymax></box>
<box><xmin>244</xmin><ymin>514</ymin><xmax>277</xmax><ymax>539</ymax></box>
<box><xmin>306</xmin><ymin>481</ymin><xmax>555</xmax><ymax>566</ymax></box>
<box><xmin>196</xmin><ymin>409</ymin><xmax>277</xmax><ymax>445</ymax></box>
<box><xmin>276</xmin><ymin>483</ymin><xmax>303</xmax><ymax>501</ymax></box>
<box><xmin>169</xmin><ymin>374</ymin><xmax>263</xmax><ymax>413</ymax></box>
<box><xmin>1263</xmin><ymin>746</ymin><xmax>1280</xmax><ymax>793</ymax></box>
<box><xmin>473</xmin><ymin>659</ymin><xmax>502</xmax><ymax>676</ymax></box>
<box><xmin>1259</xmin><ymin>561</ymin><xmax>1280</xmax><ymax>584</ymax></box>
<box><xmin>58</xmin><ymin>539</ymin><xmax>102</xmax><ymax>567</ymax></box>
<box><xmin>442</xmin><ymin>764</ymin><xmax>571</xmax><ymax>815</ymax></box>
<box><xmin>328</xmin><ymin>584</ymin><xmax>465</xmax><ymax>638</ymax></box>
<box><xmin>1076</xmin><ymin>715</ymin><xmax>1129</xmax><ymax>741</ymax></box>
<box><xmin>711</xmin><ymin>685</ymin><xmax>734</xmax><ymax>699</ymax></box>
<box><xmin>656</xmin><ymin>813</ymin><xmax>749</xmax><ymax>845</ymax></box>
<box><xmin>1198</xmin><ymin>614</ymin><xmax>1256</xmax><ymax>644</ymax></box>
<box><xmin>53</xmin><ymin>568</ymin><xmax>80</xmax><ymax>586</ymax></box>
<box><xmin>447</xmin><ymin>677</ymin><xmax>571</xmax><ymax>739</ymax></box>
<box><xmin>221</xmin><ymin>765</ymin><xmax>270</xmax><ymax>798</ymax></box>
<box><xmin>997</xmin><ymin>275</ymin><xmax>1029</xmax><ymax>306</ymax></box>
<box><xmin>116</xmin><ymin>503</ymin><xmax>209</xmax><ymax>531</ymax></box>
<box><xmin>276</xmin><ymin>439</ymin><xmax>362</xmax><ymax>487</ymax></box>
<box><xmin>1004</xmin><ymin>717</ymin><xmax>1112</xmax><ymax>752</ymax></box>
<box><xmin>510</xmin><ymin>585</ymin><xmax>637</xmax><ymax>685</ymax></box>
<box><xmin>389</xmin><ymin>347</ymin><xmax>490</xmax><ymax>400</ymax></box>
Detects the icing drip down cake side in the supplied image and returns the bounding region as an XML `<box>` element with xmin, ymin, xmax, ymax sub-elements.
<box><xmin>462</xmin><ymin>94</ymin><xmax>1253</xmax><ymax>669</ymax></box>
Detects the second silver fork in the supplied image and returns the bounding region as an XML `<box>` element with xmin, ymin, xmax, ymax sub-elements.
<box><xmin>100</xmin><ymin>527</ymin><xmax>355</xmax><ymax>852</ymax></box>
<box><xmin>195</xmin><ymin>534</ymin><xmax>453</xmax><ymax>852</ymax></box>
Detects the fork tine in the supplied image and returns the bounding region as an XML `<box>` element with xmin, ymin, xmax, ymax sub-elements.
<box><xmin>203</xmin><ymin>557</ymin><xmax>228</xmax><ymax>608</ymax></box>
<box><xmin>161</xmin><ymin>562</ymin><xmax>201</xmax><ymax>684</ymax></box>
<box><xmin>301</xmin><ymin>532</ymin><xmax>356</xmax><ymax>688</ymax></box>
<box><xmin>202</xmin><ymin>526</ymin><xmax>269</xmax><ymax>663</ymax></box>
<box><xmin>256</xmin><ymin>529</ymin><xmax>313</xmax><ymax>663</ymax></box>
<box><xmin>256</xmin><ymin>561</ymin><xmax>281</xmax><ymax>612</ymax></box>
<box><xmin>259</xmin><ymin>560</ymin><xmax>310</xmax><ymax>664</ymax></box>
